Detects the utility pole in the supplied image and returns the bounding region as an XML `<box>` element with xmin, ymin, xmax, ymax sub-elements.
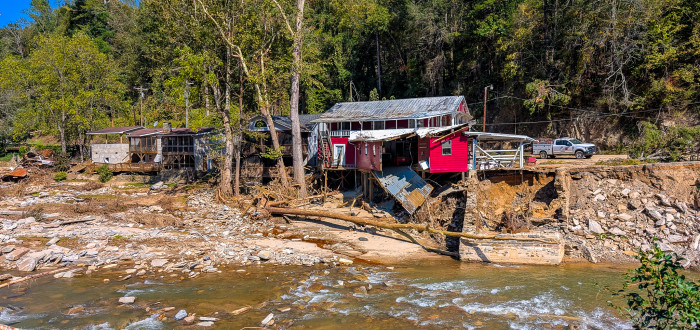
<box><xmin>134</xmin><ymin>86</ymin><xmax>148</xmax><ymax>126</ymax></box>
<box><xmin>375</xmin><ymin>32</ymin><xmax>382</xmax><ymax>97</ymax></box>
<box><xmin>483</xmin><ymin>84</ymin><xmax>493</xmax><ymax>132</ymax></box>
<box><xmin>184</xmin><ymin>81</ymin><xmax>193</xmax><ymax>128</ymax></box>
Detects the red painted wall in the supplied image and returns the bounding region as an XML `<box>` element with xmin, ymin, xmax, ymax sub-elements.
<box><xmin>330</xmin><ymin>137</ymin><xmax>356</xmax><ymax>166</ymax></box>
<box><xmin>355</xmin><ymin>141</ymin><xmax>382</xmax><ymax>171</ymax></box>
<box><xmin>425</xmin><ymin>134</ymin><xmax>470</xmax><ymax>173</ymax></box>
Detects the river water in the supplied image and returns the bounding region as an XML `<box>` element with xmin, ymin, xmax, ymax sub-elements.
<box><xmin>1</xmin><ymin>261</ymin><xmax>632</xmax><ymax>329</ymax></box>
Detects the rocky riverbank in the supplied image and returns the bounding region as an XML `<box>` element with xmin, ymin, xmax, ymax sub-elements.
<box><xmin>0</xmin><ymin>181</ymin><xmax>377</xmax><ymax>284</ymax></box>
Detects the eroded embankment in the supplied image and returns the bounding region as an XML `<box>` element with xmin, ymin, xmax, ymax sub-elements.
<box><xmin>451</xmin><ymin>162</ymin><xmax>700</xmax><ymax>267</ymax></box>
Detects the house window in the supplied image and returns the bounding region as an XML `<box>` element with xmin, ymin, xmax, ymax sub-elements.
<box><xmin>364</xmin><ymin>143</ymin><xmax>368</xmax><ymax>155</ymax></box>
<box><xmin>341</xmin><ymin>122</ymin><xmax>351</xmax><ymax>131</ymax></box>
<box><xmin>442</xmin><ymin>140</ymin><xmax>452</xmax><ymax>155</ymax></box>
<box><xmin>373</xmin><ymin>121</ymin><xmax>385</xmax><ymax>130</ymax></box>
<box><xmin>372</xmin><ymin>144</ymin><xmax>376</xmax><ymax>156</ymax></box>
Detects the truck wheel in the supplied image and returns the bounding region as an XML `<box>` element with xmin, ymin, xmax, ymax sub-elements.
<box><xmin>575</xmin><ymin>150</ymin><xmax>584</xmax><ymax>159</ymax></box>
<box><xmin>539</xmin><ymin>151</ymin><xmax>547</xmax><ymax>159</ymax></box>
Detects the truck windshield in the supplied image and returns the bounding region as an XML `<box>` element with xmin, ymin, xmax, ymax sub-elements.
<box><xmin>569</xmin><ymin>139</ymin><xmax>583</xmax><ymax>144</ymax></box>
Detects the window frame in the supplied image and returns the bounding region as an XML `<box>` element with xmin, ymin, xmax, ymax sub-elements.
<box><xmin>442</xmin><ymin>140</ymin><xmax>452</xmax><ymax>156</ymax></box>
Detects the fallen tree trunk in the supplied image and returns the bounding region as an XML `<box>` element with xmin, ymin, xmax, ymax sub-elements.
<box><xmin>265</xmin><ymin>206</ymin><xmax>559</xmax><ymax>244</ymax></box>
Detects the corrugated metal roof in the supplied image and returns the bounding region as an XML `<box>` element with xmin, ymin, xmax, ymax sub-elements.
<box><xmin>127</xmin><ymin>127</ymin><xmax>215</xmax><ymax>137</ymax></box>
<box><xmin>315</xmin><ymin>96</ymin><xmax>466</xmax><ymax>122</ymax></box>
<box><xmin>463</xmin><ymin>131</ymin><xmax>534</xmax><ymax>142</ymax></box>
<box><xmin>299</xmin><ymin>114</ymin><xmax>321</xmax><ymax>128</ymax></box>
<box><xmin>248</xmin><ymin>115</ymin><xmax>317</xmax><ymax>132</ymax></box>
<box><xmin>372</xmin><ymin>167</ymin><xmax>433</xmax><ymax>214</ymax></box>
<box><xmin>87</xmin><ymin>126</ymin><xmax>144</xmax><ymax>135</ymax></box>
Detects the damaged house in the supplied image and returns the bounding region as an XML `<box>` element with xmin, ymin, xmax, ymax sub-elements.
<box><xmin>312</xmin><ymin>96</ymin><xmax>533</xmax><ymax>214</ymax></box>
<box><xmin>243</xmin><ymin>114</ymin><xmax>321</xmax><ymax>183</ymax></box>
<box><xmin>87</xmin><ymin>123</ymin><xmax>215</xmax><ymax>172</ymax></box>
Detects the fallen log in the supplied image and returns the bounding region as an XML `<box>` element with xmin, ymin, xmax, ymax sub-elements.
<box><xmin>0</xmin><ymin>267</ymin><xmax>76</xmax><ymax>289</ymax></box>
<box><xmin>265</xmin><ymin>206</ymin><xmax>559</xmax><ymax>244</ymax></box>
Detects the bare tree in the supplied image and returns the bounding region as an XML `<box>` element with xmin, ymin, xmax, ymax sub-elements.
<box><xmin>274</xmin><ymin>0</ymin><xmax>308</xmax><ymax>197</ymax></box>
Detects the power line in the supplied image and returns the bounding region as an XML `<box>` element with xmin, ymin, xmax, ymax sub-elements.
<box><xmin>484</xmin><ymin>107</ymin><xmax>666</xmax><ymax>126</ymax></box>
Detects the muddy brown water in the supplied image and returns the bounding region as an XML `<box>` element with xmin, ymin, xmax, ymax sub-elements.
<box><xmin>1</xmin><ymin>261</ymin><xmax>634</xmax><ymax>329</ymax></box>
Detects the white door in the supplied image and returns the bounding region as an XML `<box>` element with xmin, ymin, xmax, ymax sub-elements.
<box><xmin>333</xmin><ymin>144</ymin><xmax>345</xmax><ymax>166</ymax></box>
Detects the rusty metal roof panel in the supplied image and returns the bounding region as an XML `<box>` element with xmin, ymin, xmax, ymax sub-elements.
<box><xmin>315</xmin><ymin>96</ymin><xmax>465</xmax><ymax>122</ymax></box>
<box><xmin>372</xmin><ymin>167</ymin><xmax>433</xmax><ymax>214</ymax></box>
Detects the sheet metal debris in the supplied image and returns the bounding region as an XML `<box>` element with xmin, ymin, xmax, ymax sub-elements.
<box><xmin>372</xmin><ymin>167</ymin><xmax>433</xmax><ymax>214</ymax></box>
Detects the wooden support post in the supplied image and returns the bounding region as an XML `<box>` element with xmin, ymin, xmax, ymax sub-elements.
<box><xmin>322</xmin><ymin>170</ymin><xmax>328</xmax><ymax>204</ymax></box>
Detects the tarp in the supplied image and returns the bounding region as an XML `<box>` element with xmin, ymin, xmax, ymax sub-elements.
<box><xmin>372</xmin><ymin>167</ymin><xmax>433</xmax><ymax>214</ymax></box>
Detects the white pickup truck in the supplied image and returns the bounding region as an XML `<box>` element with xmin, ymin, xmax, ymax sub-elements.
<box><xmin>532</xmin><ymin>137</ymin><xmax>597</xmax><ymax>159</ymax></box>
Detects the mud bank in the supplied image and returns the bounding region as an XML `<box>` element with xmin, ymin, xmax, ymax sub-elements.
<box><xmin>453</xmin><ymin>162</ymin><xmax>700</xmax><ymax>267</ymax></box>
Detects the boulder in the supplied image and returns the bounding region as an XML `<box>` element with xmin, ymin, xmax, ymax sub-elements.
<box><xmin>17</xmin><ymin>257</ymin><xmax>38</xmax><ymax>272</ymax></box>
<box><xmin>5</xmin><ymin>247</ymin><xmax>29</xmax><ymax>261</ymax></box>
<box><xmin>645</xmin><ymin>207</ymin><xmax>664</xmax><ymax>223</ymax></box>
<box><xmin>628</xmin><ymin>199</ymin><xmax>642</xmax><ymax>210</ymax></box>
<box><xmin>1</xmin><ymin>245</ymin><xmax>15</xmax><ymax>255</ymax></box>
<box><xmin>119</xmin><ymin>296</ymin><xmax>136</xmax><ymax>304</ymax></box>
<box><xmin>609</xmin><ymin>227</ymin><xmax>626</xmax><ymax>236</ymax></box>
<box><xmin>151</xmin><ymin>259</ymin><xmax>169</xmax><ymax>267</ymax></box>
<box><xmin>150</xmin><ymin>181</ymin><xmax>165</xmax><ymax>190</ymax></box>
<box><xmin>617</xmin><ymin>213</ymin><xmax>633</xmax><ymax>221</ymax></box>
<box><xmin>337</xmin><ymin>258</ymin><xmax>353</xmax><ymax>265</ymax></box>
<box><xmin>588</xmin><ymin>220</ymin><xmax>604</xmax><ymax>234</ymax></box>
<box><xmin>196</xmin><ymin>322</ymin><xmax>214</xmax><ymax>327</ymax></box>
<box><xmin>174</xmin><ymin>310</ymin><xmax>187</xmax><ymax>321</ymax></box>
<box><xmin>257</xmin><ymin>250</ymin><xmax>272</xmax><ymax>260</ymax></box>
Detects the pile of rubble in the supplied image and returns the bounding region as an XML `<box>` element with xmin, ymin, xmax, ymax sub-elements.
<box><xmin>564</xmin><ymin>175</ymin><xmax>700</xmax><ymax>265</ymax></box>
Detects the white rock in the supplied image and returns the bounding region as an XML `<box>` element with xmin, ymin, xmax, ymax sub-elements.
<box><xmin>594</xmin><ymin>194</ymin><xmax>606</xmax><ymax>202</ymax></box>
<box><xmin>337</xmin><ymin>258</ymin><xmax>353</xmax><ymax>265</ymax></box>
<box><xmin>617</xmin><ymin>213</ymin><xmax>633</xmax><ymax>221</ymax></box>
<box><xmin>588</xmin><ymin>220</ymin><xmax>604</xmax><ymax>234</ymax></box>
<box><xmin>119</xmin><ymin>296</ymin><xmax>136</xmax><ymax>304</ymax></box>
<box><xmin>609</xmin><ymin>227</ymin><xmax>626</xmax><ymax>236</ymax></box>
<box><xmin>196</xmin><ymin>321</ymin><xmax>214</xmax><ymax>327</ymax></box>
<box><xmin>151</xmin><ymin>259</ymin><xmax>169</xmax><ymax>267</ymax></box>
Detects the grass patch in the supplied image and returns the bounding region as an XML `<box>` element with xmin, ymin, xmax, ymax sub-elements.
<box><xmin>117</xmin><ymin>182</ymin><xmax>151</xmax><ymax>189</ymax></box>
<box><xmin>0</xmin><ymin>153</ymin><xmax>17</xmax><ymax>162</ymax></box>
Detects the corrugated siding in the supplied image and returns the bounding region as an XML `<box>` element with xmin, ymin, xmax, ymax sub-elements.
<box><xmin>428</xmin><ymin>134</ymin><xmax>470</xmax><ymax>173</ymax></box>
<box><xmin>372</xmin><ymin>167</ymin><xmax>433</xmax><ymax>214</ymax></box>
<box><xmin>317</xmin><ymin>96</ymin><xmax>465</xmax><ymax>121</ymax></box>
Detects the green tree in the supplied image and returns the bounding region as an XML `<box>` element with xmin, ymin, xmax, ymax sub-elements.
<box><xmin>608</xmin><ymin>244</ymin><xmax>700</xmax><ymax>328</ymax></box>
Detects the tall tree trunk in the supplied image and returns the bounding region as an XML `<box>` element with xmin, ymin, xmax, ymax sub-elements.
<box><xmin>60</xmin><ymin>108</ymin><xmax>67</xmax><ymax>155</ymax></box>
<box><xmin>235</xmin><ymin>73</ymin><xmax>243</xmax><ymax>197</ymax></box>
<box><xmin>251</xmin><ymin>52</ymin><xmax>289</xmax><ymax>187</ymax></box>
<box><xmin>289</xmin><ymin>0</ymin><xmax>307</xmax><ymax>197</ymax></box>
<box><xmin>197</xmin><ymin>0</ymin><xmax>288</xmax><ymax>187</ymax></box>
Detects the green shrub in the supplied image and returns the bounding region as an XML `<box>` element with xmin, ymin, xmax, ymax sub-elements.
<box><xmin>630</xmin><ymin>122</ymin><xmax>700</xmax><ymax>161</ymax></box>
<box><xmin>607</xmin><ymin>244</ymin><xmax>700</xmax><ymax>328</ymax></box>
<box><xmin>54</xmin><ymin>171</ymin><xmax>67</xmax><ymax>181</ymax></box>
<box><xmin>97</xmin><ymin>165</ymin><xmax>113</xmax><ymax>183</ymax></box>
<box><xmin>18</xmin><ymin>146</ymin><xmax>28</xmax><ymax>156</ymax></box>
<box><xmin>53</xmin><ymin>153</ymin><xmax>71</xmax><ymax>172</ymax></box>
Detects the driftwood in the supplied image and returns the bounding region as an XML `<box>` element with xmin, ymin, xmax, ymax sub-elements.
<box><xmin>0</xmin><ymin>267</ymin><xmax>75</xmax><ymax>289</ymax></box>
<box><xmin>265</xmin><ymin>206</ymin><xmax>559</xmax><ymax>244</ymax></box>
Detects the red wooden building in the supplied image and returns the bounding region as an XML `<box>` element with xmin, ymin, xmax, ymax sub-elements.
<box><xmin>313</xmin><ymin>96</ymin><xmax>473</xmax><ymax>173</ymax></box>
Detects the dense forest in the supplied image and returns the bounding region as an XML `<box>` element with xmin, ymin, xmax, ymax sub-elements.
<box><xmin>0</xmin><ymin>0</ymin><xmax>698</xmax><ymax>158</ymax></box>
